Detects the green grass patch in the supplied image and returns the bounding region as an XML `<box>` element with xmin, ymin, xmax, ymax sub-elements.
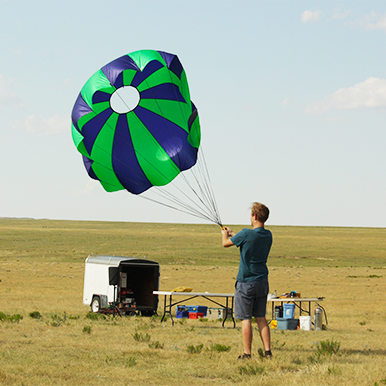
<box><xmin>148</xmin><ymin>341</ymin><xmax>164</xmax><ymax>349</ymax></box>
<box><xmin>0</xmin><ymin>311</ymin><xmax>23</xmax><ymax>323</ymax></box>
<box><xmin>210</xmin><ymin>343</ymin><xmax>231</xmax><ymax>352</ymax></box>
<box><xmin>187</xmin><ymin>344</ymin><xmax>204</xmax><ymax>354</ymax></box>
<box><xmin>132</xmin><ymin>332</ymin><xmax>151</xmax><ymax>342</ymax></box>
<box><xmin>1</xmin><ymin>218</ymin><xmax>386</xmax><ymax>266</ymax></box>
<box><xmin>238</xmin><ymin>364</ymin><xmax>265</xmax><ymax>375</ymax></box>
<box><xmin>29</xmin><ymin>311</ymin><xmax>42</xmax><ymax>319</ymax></box>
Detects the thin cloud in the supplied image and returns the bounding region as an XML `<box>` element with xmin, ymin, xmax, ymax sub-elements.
<box><xmin>281</xmin><ymin>97</ymin><xmax>290</xmax><ymax>106</ymax></box>
<box><xmin>0</xmin><ymin>74</ymin><xmax>24</xmax><ymax>109</ymax></box>
<box><xmin>301</xmin><ymin>10</ymin><xmax>322</xmax><ymax>23</ymax></box>
<box><xmin>62</xmin><ymin>78</ymin><xmax>76</xmax><ymax>88</ymax></box>
<box><xmin>14</xmin><ymin>114</ymin><xmax>70</xmax><ymax>135</ymax></box>
<box><xmin>74</xmin><ymin>179</ymin><xmax>100</xmax><ymax>197</ymax></box>
<box><xmin>332</xmin><ymin>9</ymin><xmax>350</xmax><ymax>20</ymax></box>
<box><xmin>353</xmin><ymin>12</ymin><xmax>386</xmax><ymax>32</ymax></box>
<box><xmin>305</xmin><ymin>77</ymin><xmax>386</xmax><ymax>114</ymax></box>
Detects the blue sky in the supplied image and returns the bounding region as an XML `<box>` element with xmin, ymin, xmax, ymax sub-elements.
<box><xmin>1</xmin><ymin>0</ymin><xmax>385</xmax><ymax>227</ymax></box>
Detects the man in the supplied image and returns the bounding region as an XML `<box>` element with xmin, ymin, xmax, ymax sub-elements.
<box><xmin>221</xmin><ymin>202</ymin><xmax>273</xmax><ymax>359</ymax></box>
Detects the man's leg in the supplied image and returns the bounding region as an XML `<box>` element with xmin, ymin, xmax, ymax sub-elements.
<box><xmin>241</xmin><ymin>319</ymin><xmax>253</xmax><ymax>355</ymax></box>
<box><xmin>256</xmin><ymin>317</ymin><xmax>271</xmax><ymax>351</ymax></box>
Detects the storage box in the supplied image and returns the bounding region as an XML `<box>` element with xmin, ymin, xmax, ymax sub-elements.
<box><xmin>189</xmin><ymin>312</ymin><xmax>204</xmax><ymax>319</ymax></box>
<box><xmin>276</xmin><ymin>317</ymin><xmax>299</xmax><ymax>330</ymax></box>
<box><xmin>283</xmin><ymin>303</ymin><xmax>295</xmax><ymax>319</ymax></box>
<box><xmin>176</xmin><ymin>310</ymin><xmax>189</xmax><ymax>318</ymax></box>
<box><xmin>207</xmin><ymin>307</ymin><xmax>224</xmax><ymax>320</ymax></box>
<box><xmin>299</xmin><ymin>315</ymin><xmax>312</xmax><ymax>331</ymax></box>
<box><xmin>176</xmin><ymin>305</ymin><xmax>189</xmax><ymax>318</ymax></box>
<box><xmin>186</xmin><ymin>306</ymin><xmax>207</xmax><ymax>316</ymax></box>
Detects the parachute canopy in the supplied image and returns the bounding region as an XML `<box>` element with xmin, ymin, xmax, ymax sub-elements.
<box><xmin>71</xmin><ymin>50</ymin><xmax>201</xmax><ymax>195</ymax></box>
<box><xmin>71</xmin><ymin>50</ymin><xmax>221</xmax><ymax>225</ymax></box>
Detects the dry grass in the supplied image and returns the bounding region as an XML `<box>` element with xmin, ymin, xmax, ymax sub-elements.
<box><xmin>1</xmin><ymin>219</ymin><xmax>386</xmax><ymax>385</ymax></box>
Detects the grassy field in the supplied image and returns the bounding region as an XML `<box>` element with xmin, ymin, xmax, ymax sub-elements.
<box><xmin>1</xmin><ymin>218</ymin><xmax>386</xmax><ymax>385</ymax></box>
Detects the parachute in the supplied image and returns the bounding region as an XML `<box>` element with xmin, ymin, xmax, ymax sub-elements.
<box><xmin>71</xmin><ymin>50</ymin><xmax>221</xmax><ymax>225</ymax></box>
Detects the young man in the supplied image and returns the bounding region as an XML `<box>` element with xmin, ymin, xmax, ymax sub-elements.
<box><xmin>221</xmin><ymin>202</ymin><xmax>273</xmax><ymax>360</ymax></box>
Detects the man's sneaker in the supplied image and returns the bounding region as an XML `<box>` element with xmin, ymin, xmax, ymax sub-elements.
<box><xmin>237</xmin><ymin>353</ymin><xmax>251</xmax><ymax>360</ymax></box>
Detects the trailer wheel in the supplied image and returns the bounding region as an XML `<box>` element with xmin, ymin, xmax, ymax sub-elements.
<box><xmin>91</xmin><ymin>296</ymin><xmax>100</xmax><ymax>313</ymax></box>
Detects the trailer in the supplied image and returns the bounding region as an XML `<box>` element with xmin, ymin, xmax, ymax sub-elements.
<box><xmin>83</xmin><ymin>255</ymin><xmax>160</xmax><ymax>316</ymax></box>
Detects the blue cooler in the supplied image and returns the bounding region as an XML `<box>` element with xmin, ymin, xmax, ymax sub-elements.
<box><xmin>277</xmin><ymin>317</ymin><xmax>299</xmax><ymax>330</ymax></box>
<box><xmin>283</xmin><ymin>303</ymin><xmax>295</xmax><ymax>319</ymax></box>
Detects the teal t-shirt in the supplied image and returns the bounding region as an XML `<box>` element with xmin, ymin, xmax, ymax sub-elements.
<box><xmin>231</xmin><ymin>227</ymin><xmax>272</xmax><ymax>282</ymax></box>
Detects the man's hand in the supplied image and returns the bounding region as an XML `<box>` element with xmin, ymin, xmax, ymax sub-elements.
<box><xmin>221</xmin><ymin>226</ymin><xmax>235</xmax><ymax>247</ymax></box>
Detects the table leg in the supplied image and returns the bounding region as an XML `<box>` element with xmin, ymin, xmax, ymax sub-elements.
<box><xmin>160</xmin><ymin>294</ymin><xmax>174</xmax><ymax>326</ymax></box>
<box><xmin>222</xmin><ymin>297</ymin><xmax>236</xmax><ymax>328</ymax></box>
<box><xmin>160</xmin><ymin>295</ymin><xmax>167</xmax><ymax>323</ymax></box>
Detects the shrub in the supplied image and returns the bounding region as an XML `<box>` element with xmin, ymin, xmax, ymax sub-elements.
<box><xmin>148</xmin><ymin>341</ymin><xmax>164</xmax><ymax>349</ymax></box>
<box><xmin>187</xmin><ymin>344</ymin><xmax>203</xmax><ymax>354</ymax></box>
<box><xmin>126</xmin><ymin>356</ymin><xmax>137</xmax><ymax>367</ymax></box>
<box><xmin>83</xmin><ymin>326</ymin><xmax>92</xmax><ymax>334</ymax></box>
<box><xmin>0</xmin><ymin>312</ymin><xmax>23</xmax><ymax>323</ymax></box>
<box><xmin>85</xmin><ymin>312</ymin><xmax>107</xmax><ymax>320</ymax></box>
<box><xmin>238</xmin><ymin>364</ymin><xmax>265</xmax><ymax>375</ymax></box>
<box><xmin>29</xmin><ymin>311</ymin><xmax>42</xmax><ymax>319</ymax></box>
<box><xmin>210</xmin><ymin>343</ymin><xmax>231</xmax><ymax>352</ymax></box>
<box><xmin>49</xmin><ymin>313</ymin><xmax>67</xmax><ymax>327</ymax></box>
<box><xmin>317</xmin><ymin>339</ymin><xmax>341</xmax><ymax>356</ymax></box>
<box><xmin>309</xmin><ymin>339</ymin><xmax>341</xmax><ymax>363</ymax></box>
<box><xmin>132</xmin><ymin>332</ymin><xmax>151</xmax><ymax>342</ymax></box>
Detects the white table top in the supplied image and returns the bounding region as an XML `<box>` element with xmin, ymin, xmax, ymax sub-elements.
<box><xmin>153</xmin><ymin>291</ymin><xmax>234</xmax><ymax>297</ymax></box>
<box><xmin>153</xmin><ymin>291</ymin><xmax>323</xmax><ymax>301</ymax></box>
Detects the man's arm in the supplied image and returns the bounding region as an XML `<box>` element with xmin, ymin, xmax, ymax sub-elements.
<box><xmin>221</xmin><ymin>227</ymin><xmax>235</xmax><ymax>247</ymax></box>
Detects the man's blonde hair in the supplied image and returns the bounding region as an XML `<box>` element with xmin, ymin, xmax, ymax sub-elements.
<box><xmin>251</xmin><ymin>202</ymin><xmax>269</xmax><ymax>223</ymax></box>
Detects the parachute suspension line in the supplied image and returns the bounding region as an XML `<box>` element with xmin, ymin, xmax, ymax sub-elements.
<box><xmin>163</xmin><ymin>66</ymin><xmax>222</xmax><ymax>225</ymax></box>
<box><xmin>80</xmin><ymin>114</ymin><xmax>221</xmax><ymax>224</ymax></box>
<box><xmin>143</xmin><ymin>185</ymin><xmax>219</xmax><ymax>224</ymax></box>
<box><xmin>192</xmin><ymin>146</ymin><xmax>222</xmax><ymax>224</ymax></box>
<box><xmin>176</xmin><ymin>155</ymin><xmax>222</xmax><ymax>225</ymax></box>
<box><xmin>138</xmin><ymin>194</ymin><xmax>218</xmax><ymax>223</ymax></box>
<box><xmin>139</xmin><ymin>71</ymin><xmax>222</xmax><ymax>225</ymax></box>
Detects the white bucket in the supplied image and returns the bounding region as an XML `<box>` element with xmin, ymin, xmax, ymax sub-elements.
<box><xmin>299</xmin><ymin>316</ymin><xmax>312</xmax><ymax>331</ymax></box>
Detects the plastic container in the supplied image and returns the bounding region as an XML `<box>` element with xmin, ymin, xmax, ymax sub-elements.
<box><xmin>283</xmin><ymin>303</ymin><xmax>295</xmax><ymax>319</ymax></box>
<box><xmin>176</xmin><ymin>305</ymin><xmax>189</xmax><ymax>318</ymax></box>
<box><xmin>276</xmin><ymin>317</ymin><xmax>299</xmax><ymax>330</ymax></box>
<box><xmin>207</xmin><ymin>308</ymin><xmax>225</xmax><ymax>320</ymax></box>
<box><xmin>189</xmin><ymin>312</ymin><xmax>204</xmax><ymax>319</ymax></box>
<box><xmin>299</xmin><ymin>315</ymin><xmax>312</xmax><ymax>331</ymax></box>
<box><xmin>176</xmin><ymin>310</ymin><xmax>189</xmax><ymax>318</ymax></box>
<box><xmin>186</xmin><ymin>306</ymin><xmax>208</xmax><ymax>316</ymax></box>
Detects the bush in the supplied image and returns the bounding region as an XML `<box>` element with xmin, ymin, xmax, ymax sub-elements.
<box><xmin>132</xmin><ymin>332</ymin><xmax>151</xmax><ymax>342</ymax></box>
<box><xmin>148</xmin><ymin>341</ymin><xmax>164</xmax><ymax>349</ymax></box>
<box><xmin>317</xmin><ymin>339</ymin><xmax>341</xmax><ymax>355</ymax></box>
<box><xmin>29</xmin><ymin>311</ymin><xmax>42</xmax><ymax>319</ymax></box>
<box><xmin>238</xmin><ymin>364</ymin><xmax>265</xmax><ymax>375</ymax></box>
<box><xmin>0</xmin><ymin>311</ymin><xmax>23</xmax><ymax>323</ymax></box>
<box><xmin>309</xmin><ymin>339</ymin><xmax>341</xmax><ymax>363</ymax></box>
<box><xmin>210</xmin><ymin>343</ymin><xmax>231</xmax><ymax>352</ymax></box>
<box><xmin>187</xmin><ymin>344</ymin><xmax>203</xmax><ymax>354</ymax></box>
<box><xmin>49</xmin><ymin>313</ymin><xmax>67</xmax><ymax>327</ymax></box>
<box><xmin>85</xmin><ymin>312</ymin><xmax>107</xmax><ymax>320</ymax></box>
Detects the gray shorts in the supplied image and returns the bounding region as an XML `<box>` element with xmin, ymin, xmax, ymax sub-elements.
<box><xmin>234</xmin><ymin>278</ymin><xmax>269</xmax><ymax>320</ymax></box>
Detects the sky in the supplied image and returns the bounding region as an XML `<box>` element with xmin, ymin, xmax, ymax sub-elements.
<box><xmin>1</xmin><ymin>0</ymin><xmax>386</xmax><ymax>228</ymax></box>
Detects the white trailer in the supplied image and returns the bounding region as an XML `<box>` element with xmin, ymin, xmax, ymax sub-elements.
<box><xmin>83</xmin><ymin>255</ymin><xmax>160</xmax><ymax>315</ymax></box>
